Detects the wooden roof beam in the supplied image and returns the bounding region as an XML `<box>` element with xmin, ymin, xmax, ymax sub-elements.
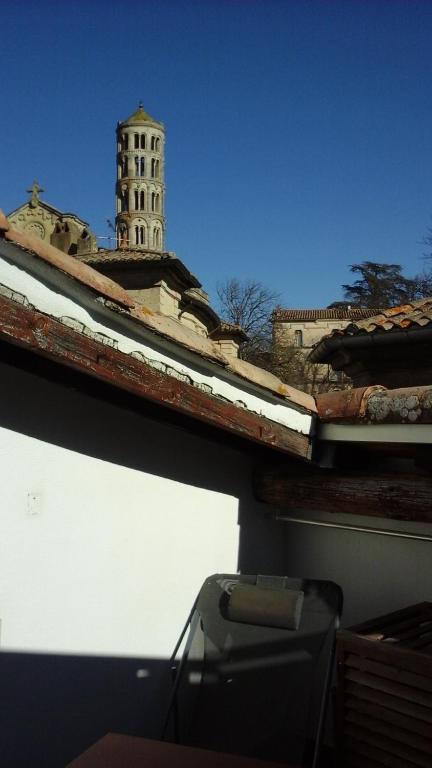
<box><xmin>0</xmin><ymin>292</ymin><xmax>312</xmax><ymax>460</ymax></box>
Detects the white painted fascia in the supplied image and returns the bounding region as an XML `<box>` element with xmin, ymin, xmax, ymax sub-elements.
<box><xmin>0</xmin><ymin>255</ymin><xmax>314</xmax><ymax>437</ymax></box>
<box><xmin>318</xmin><ymin>422</ymin><xmax>432</xmax><ymax>444</ymax></box>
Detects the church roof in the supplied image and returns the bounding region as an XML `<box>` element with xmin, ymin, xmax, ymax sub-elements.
<box><xmin>120</xmin><ymin>103</ymin><xmax>163</xmax><ymax>127</ymax></box>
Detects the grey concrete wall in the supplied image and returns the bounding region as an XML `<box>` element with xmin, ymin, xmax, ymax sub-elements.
<box><xmin>280</xmin><ymin>515</ymin><xmax>432</xmax><ymax>629</ymax></box>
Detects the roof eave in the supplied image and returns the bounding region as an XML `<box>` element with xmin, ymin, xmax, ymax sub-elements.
<box><xmin>309</xmin><ymin>325</ymin><xmax>432</xmax><ymax>365</ymax></box>
<box><xmin>0</xmin><ymin>288</ymin><xmax>314</xmax><ymax>460</ymax></box>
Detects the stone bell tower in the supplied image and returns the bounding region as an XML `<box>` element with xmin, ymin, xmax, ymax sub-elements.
<box><xmin>116</xmin><ymin>103</ymin><xmax>165</xmax><ymax>251</ymax></box>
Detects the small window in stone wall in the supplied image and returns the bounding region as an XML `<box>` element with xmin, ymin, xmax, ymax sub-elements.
<box><xmin>151</xmin><ymin>192</ymin><xmax>160</xmax><ymax>212</ymax></box>
<box><xmin>134</xmin><ymin>134</ymin><xmax>139</xmax><ymax>149</ymax></box>
<box><xmin>141</xmin><ymin>134</ymin><xmax>146</xmax><ymax>149</ymax></box>
<box><xmin>294</xmin><ymin>329</ymin><xmax>303</xmax><ymax>347</ymax></box>
<box><xmin>135</xmin><ymin>225</ymin><xmax>145</xmax><ymax>245</ymax></box>
<box><xmin>135</xmin><ymin>157</ymin><xmax>145</xmax><ymax>176</ymax></box>
<box><xmin>134</xmin><ymin>190</ymin><xmax>145</xmax><ymax>210</ymax></box>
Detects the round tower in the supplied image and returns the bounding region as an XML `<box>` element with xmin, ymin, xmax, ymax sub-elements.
<box><xmin>116</xmin><ymin>103</ymin><xmax>165</xmax><ymax>251</ymax></box>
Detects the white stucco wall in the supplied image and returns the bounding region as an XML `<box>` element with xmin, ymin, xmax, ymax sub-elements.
<box><xmin>0</xmin><ymin>426</ymin><xmax>239</xmax><ymax>658</ymax></box>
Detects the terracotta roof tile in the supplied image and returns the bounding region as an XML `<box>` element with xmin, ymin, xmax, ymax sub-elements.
<box><xmin>225</xmin><ymin>357</ymin><xmax>316</xmax><ymax>412</ymax></box>
<box><xmin>78</xmin><ymin>249</ymin><xmax>175</xmax><ymax>265</ymax></box>
<box><xmin>129</xmin><ymin>304</ymin><xmax>227</xmax><ymax>364</ymax></box>
<box><xmin>327</xmin><ymin>298</ymin><xmax>432</xmax><ymax>338</ymax></box>
<box><xmin>273</xmin><ymin>307</ymin><xmax>382</xmax><ymax>322</ymax></box>
<box><xmin>0</xmin><ymin>210</ymin><xmax>10</xmax><ymax>232</ymax></box>
<box><xmin>0</xmin><ymin>211</ymin><xmax>314</xmax><ymax>414</ymax></box>
<box><xmin>78</xmin><ymin>248</ymin><xmax>202</xmax><ymax>289</ymax></box>
<box><xmin>316</xmin><ymin>384</ymin><xmax>432</xmax><ymax>425</ymax></box>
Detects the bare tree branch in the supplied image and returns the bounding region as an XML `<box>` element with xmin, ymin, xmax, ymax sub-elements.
<box><xmin>216</xmin><ymin>278</ymin><xmax>280</xmax><ymax>363</ymax></box>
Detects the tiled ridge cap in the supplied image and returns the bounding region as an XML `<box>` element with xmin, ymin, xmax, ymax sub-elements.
<box><xmin>316</xmin><ymin>384</ymin><xmax>432</xmax><ymax>424</ymax></box>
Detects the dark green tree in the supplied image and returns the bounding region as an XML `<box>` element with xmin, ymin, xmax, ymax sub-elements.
<box><xmin>342</xmin><ymin>262</ymin><xmax>417</xmax><ymax>308</ymax></box>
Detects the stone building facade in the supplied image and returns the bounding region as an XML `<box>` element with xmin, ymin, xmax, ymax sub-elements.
<box><xmin>272</xmin><ymin>306</ymin><xmax>382</xmax><ymax>390</ymax></box>
<box><xmin>7</xmin><ymin>181</ymin><xmax>97</xmax><ymax>256</ymax></box>
<box><xmin>115</xmin><ymin>104</ymin><xmax>165</xmax><ymax>252</ymax></box>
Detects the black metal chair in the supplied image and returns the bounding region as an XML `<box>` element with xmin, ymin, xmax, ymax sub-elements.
<box><xmin>162</xmin><ymin>573</ymin><xmax>343</xmax><ymax>767</ymax></box>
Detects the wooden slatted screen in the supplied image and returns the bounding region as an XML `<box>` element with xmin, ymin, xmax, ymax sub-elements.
<box><xmin>337</xmin><ymin>603</ymin><xmax>432</xmax><ymax>768</ymax></box>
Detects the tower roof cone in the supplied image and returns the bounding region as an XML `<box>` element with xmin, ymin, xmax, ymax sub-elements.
<box><xmin>120</xmin><ymin>102</ymin><xmax>163</xmax><ymax>126</ymax></box>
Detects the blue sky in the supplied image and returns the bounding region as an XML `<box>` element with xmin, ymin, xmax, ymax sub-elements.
<box><xmin>2</xmin><ymin>0</ymin><xmax>432</xmax><ymax>308</ymax></box>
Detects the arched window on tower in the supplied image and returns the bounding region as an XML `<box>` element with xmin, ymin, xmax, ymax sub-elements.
<box><xmin>151</xmin><ymin>193</ymin><xmax>160</xmax><ymax>212</ymax></box>
<box><xmin>135</xmin><ymin>157</ymin><xmax>140</xmax><ymax>175</ymax></box>
<box><xmin>140</xmin><ymin>134</ymin><xmax>146</xmax><ymax>149</ymax></box>
<box><xmin>121</xmin><ymin>134</ymin><xmax>129</xmax><ymax>150</ymax></box>
<box><xmin>151</xmin><ymin>136</ymin><xmax>156</xmax><ymax>151</ymax></box>
<box><xmin>135</xmin><ymin>225</ymin><xmax>145</xmax><ymax>245</ymax></box>
<box><xmin>122</xmin><ymin>157</ymin><xmax>128</xmax><ymax>177</ymax></box>
<box><xmin>140</xmin><ymin>157</ymin><xmax>145</xmax><ymax>176</ymax></box>
<box><xmin>294</xmin><ymin>330</ymin><xmax>303</xmax><ymax>348</ymax></box>
<box><xmin>134</xmin><ymin>190</ymin><xmax>139</xmax><ymax>210</ymax></box>
<box><xmin>153</xmin><ymin>227</ymin><xmax>161</xmax><ymax>248</ymax></box>
<box><xmin>155</xmin><ymin>137</ymin><xmax>160</xmax><ymax>152</ymax></box>
<box><xmin>121</xmin><ymin>189</ymin><xmax>128</xmax><ymax>212</ymax></box>
<box><xmin>151</xmin><ymin>159</ymin><xmax>160</xmax><ymax>178</ymax></box>
<box><xmin>140</xmin><ymin>190</ymin><xmax>145</xmax><ymax>210</ymax></box>
<box><xmin>134</xmin><ymin>133</ymin><xmax>139</xmax><ymax>149</ymax></box>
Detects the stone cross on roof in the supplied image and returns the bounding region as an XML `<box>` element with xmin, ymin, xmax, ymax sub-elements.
<box><xmin>27</xmin><ymin>180</ymin><xmax>44</xmax><ymax>207</ymax></box>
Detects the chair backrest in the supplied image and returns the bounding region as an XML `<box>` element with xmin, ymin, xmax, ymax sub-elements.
<box><xmin>166</xmin><ymin>573</ymin><xmax>343</xmax><ymax>767</ymax></box>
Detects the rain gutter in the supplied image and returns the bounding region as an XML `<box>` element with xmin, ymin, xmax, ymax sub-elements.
<box><xmin>309</xmin><ymin>326</ymin><xmax>432</xmax><ymax>364</ymax></box>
